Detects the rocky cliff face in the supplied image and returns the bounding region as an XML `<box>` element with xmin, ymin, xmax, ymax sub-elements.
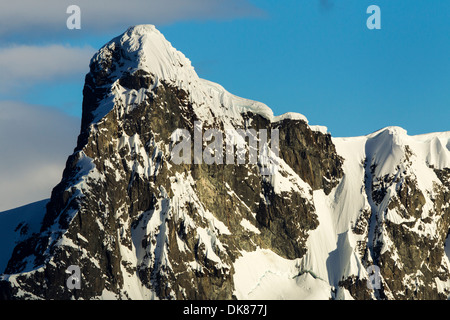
<box><xmin>336</xmin><ymin>129</ymin><xmax>450</xmax><ymax>300</ymax></box>
<box><xmin>1</xmin><ymin>25</ymin><xmax>449</xmax><ymax>300</ymax></box>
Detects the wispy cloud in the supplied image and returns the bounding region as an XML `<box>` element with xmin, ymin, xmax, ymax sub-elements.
<box><xmin>0</xmin><ymin>0</ymin><xmax>264</xmax><ymax>41</ymax></box>
<box><xmin>0</xmin><ymin>101</ymin><xmax>79</xmax><ymax>211</ymax></box>
<box><xmin>0</xmin><ymin>0</ymin><xmax>265</xmax><ymax>211</ymax></box>
<box><xmin>0</xmin><ymin>45</ymin><xmax>95</xmax><ymax>92</ymax></box>
<box><xmin>0</xmin><ymin>1</ymin><xmax>261</xmax><ymax>89</ymax></box>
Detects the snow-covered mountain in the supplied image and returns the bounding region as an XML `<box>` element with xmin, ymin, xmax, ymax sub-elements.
<box><xmin>1</xmin><ymin>25</ymin><xmax>449</xmax><ymax>300</ymax></box>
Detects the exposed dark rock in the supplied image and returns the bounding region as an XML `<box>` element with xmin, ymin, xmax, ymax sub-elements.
<box><xmin>1</xmin><ymin>25</ymin><xmax>448</xmax><ymax>301</ymax></box>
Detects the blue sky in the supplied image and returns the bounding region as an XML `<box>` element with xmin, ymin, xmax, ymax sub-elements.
<box><xmin>0</xmin><ymin>0</ymin><xmax>449</xmax><ymax>210</ymax></box>
<box><xmin>2</xmin><ymin>0</ymin><xmax>449</xmax><ymax>136</ymax></box>
<box><xmin>160</xmin><ymin>0</ymin><xmax>450</xmax><ymax>137</ymax></box>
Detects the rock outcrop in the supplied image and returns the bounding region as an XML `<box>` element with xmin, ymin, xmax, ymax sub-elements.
<box><xmin>0</xmin><ymin>25</ymin><xmax>449</xmax><ymax>300</ymax></box>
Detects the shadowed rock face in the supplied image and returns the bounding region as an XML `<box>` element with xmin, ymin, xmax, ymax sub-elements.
<box><xmin>338</xmin><ymin>144</ymin><xmax>450</xmax><ymax>300</ymax></box>
<box><xmin>1</xmin><ymin>25</ymin><xmax>449</xmax><ymax>300</ymax></box>
<box><xmin>0</xmin><ymin>26</ymin><xmax>343</xmax><ymax>300</ymax></box>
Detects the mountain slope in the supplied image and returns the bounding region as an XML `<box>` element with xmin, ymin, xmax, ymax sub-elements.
<box><xmin>0</xmin><ymin>25</ymin><xmax>449</xmax><ymax>300</ymax></box>
<box><xmin>301</xmin><ymin>128</ymin><xmax>450</xmax><ymax>299</ymax></box>
<box><xmin>0</xmin><ymin>200</ymin><xmax>49</xmax><ymax>274</ymax></box>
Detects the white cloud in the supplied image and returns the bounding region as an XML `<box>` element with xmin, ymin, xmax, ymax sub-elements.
<box><xmin>0</xmin><ymin>45</ymin><xmax>95</xmax><ymax>92</ymax></box>
<box><xmin>0</xmin><ymin>0</ymin><xmax>264</xmax><ymax>211</ymax></box>
<box><xmin>0</xmin><ymin>0</ymin><xmax>263</xmax><ymax>39</ymax></box>
<box><xmin>0</xmin><ymin>0</ymin><xmax>263</xmax><ymax>91</ymax></box>
<box><xmin>0</xmin><ymin>101</ymin><xmax>79</xmax><ymax>212</ymax></box>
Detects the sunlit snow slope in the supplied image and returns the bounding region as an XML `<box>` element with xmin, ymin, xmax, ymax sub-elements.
<box><xmin>1</xmin><ymin>25</ymin><xmax>449</xmax><ymax>300</ymax></box>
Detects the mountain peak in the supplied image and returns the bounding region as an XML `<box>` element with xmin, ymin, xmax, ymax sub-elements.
<box><xmin>368</xmin><ymin>126</ymin><xmax>408</xmax><ymax>139</ymax></box>
<box><xmin>85</xmin><ymin>25</ymin><xmax>304</xmax><ymax>129</ymax></box>
<box><xmin>126</xmin><ymin>24</ymin><xmax>158</xmax><ymax>35</ymax></box>
<box><xmin>91</xmin><ymin>24</ymin><xmax>197</xmax><ymax>87</ymax></box>
<box><xmin>1</xmin><ymin>25</ymin><xmax>450</xmax><ymax>301</ymax></box>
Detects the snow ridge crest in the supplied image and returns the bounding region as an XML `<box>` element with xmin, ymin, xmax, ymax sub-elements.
<box><xmin>89</xmin><ymin>24</ymin><xmax>309</xmax><ymax>128</ymax></box>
